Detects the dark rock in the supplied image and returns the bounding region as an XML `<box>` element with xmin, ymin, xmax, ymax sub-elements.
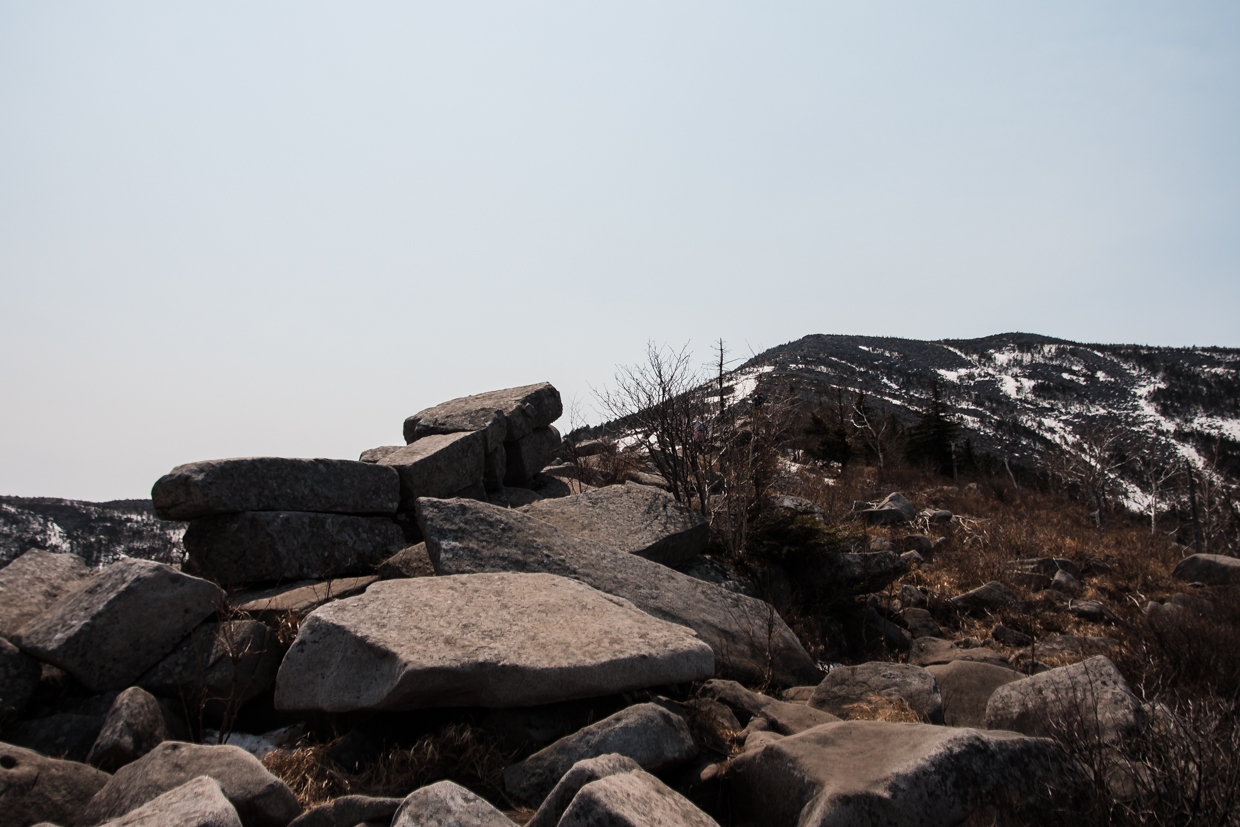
<box><xmin>0</xmin><ymin>741</ymin><xmax>110</xmax><ymax>827</ymax></box>
<box><xmin>860</xmin><ymin>608</ymin><xmax>911</xmax><ymax>652</ymax></box>
<box><xmin>1068</xmin><ymin>599</ymin><xmax>1119</xmax><ymax>624</ymax></box>
<box><xmin>377</xmin><ymin>432</ymin><xmax>488</xmax><ymax>509</ymax></box>
<box><xmin>285</xmin><ymin>796</ymin><xmax>402</xmax><ymax>827</ymax></box>
<box><xmin>86</xmin><ymin>688</ymin><xmax>184</xmax><ymax>772</ymax></box>
<box><xmin>483</xmin><ymin>444</ymin><xmax>507</xmax><ymax>493</ymax></box>
<box><xmin>403</xmin><ymin>382</ymin><xmax>562</xmax><ymax>446</ymax></box>
<box><xmin>858</xmin><ymin>493</ymin><xmax>916</xmax><ymax>525</ymax></box>
<box><xmin>152</xmin><ymin>459</ymin><xmax>400</xmax><ymax>521</ymax></box>
<box><xmin>1171</xmin><ymin>553</ymin><xmax>1240</xmax><ymax>586</ymax></box>
<box><xmin>0</xmin><ymin>636</ymin><xmax>40</xmax><ymax>715</ymax></box>
<box><xmin>901</xmin><ymin>534</ymin><xmax>934</xmax><ymax>554</ymax></box>
<box><xmin>138</xmin><ymin>621</ymin><xmax>280</xmax><ymax>718</ymax></box>
<box><xmin>925</xmin><ymin>661</ymin><xmax>1023</xmax><ymax>728</ymax></box>
<box><xmin>1014</xmin><ymin>557</ymin><xmax>1083</xmax><ymax>582</ymax></box>
<box><xmin>1052</xmin><ymin>570</ymin><xmax>1082</xmax><ymax>593</ymax></box>
<box><xmin>921</xmin><ymin>509</ymin><xmax>953</xmax><ymax>523</ymax></box>
<box><xmin>808</xmin><ymin>662</ymin><xmax>943</xmax><ymax>723</ymax></box>
<box><xmin>504</xmin><ymin>427</ymin><xmax>562</xmax><ymax>487</ymax></box>
<box><xmin>5</xmin><ymin>714</ymin><xmax>105</xmax><ymax>763</ymax></box>
<box><xmin>375</xmin><ymin>544</ymin><xmax>434</xmax><ymax>580</ymax></box>
<box><xmin>900</xmin><ymin>608</ymin><xmax>942</xmax><ymax>639</ymax></box>
<box><xmin>899</xmin><ymin>584</ymin><xmax>928</xmax><ymax>609</ymax></box>
<box><xmin>183</xmin><ymin>513</ymin><xmax>404</xmax><ymax>587</ymax></box>
<box><xmin>390</xmin><ymin>781</ymin><xmax>512</xmax><ymax>827</ymax></box>
<box><xmin>990</xmin><ymin>624</ymin><xmax>1032</xmax><ymax>648</ymax></box>
<box><xmin>949</xmin><ymin>581</ymin><xmax>1019</xmax><ymax>616</ymax></box>
<box><xmin>0</xmin><ymin>550</ymin><xmax>94</xmax><ymax>639</ymax></box>
<box><xmin>787</xmin><ymin>550</ymin><xmax>907</xmax><ymax>598</ymax></box>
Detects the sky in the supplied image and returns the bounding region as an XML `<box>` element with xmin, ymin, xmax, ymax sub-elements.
<box><xmin>2</xmin><ymin>2</ymin><xmax>1238</xmax><ymax>501</ymax></box>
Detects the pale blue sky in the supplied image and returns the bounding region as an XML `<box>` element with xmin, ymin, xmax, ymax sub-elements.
<box><xmin>2</xmin><ymin>2</ymin><xmax>1237</xmax><ymax>500</ymax></box>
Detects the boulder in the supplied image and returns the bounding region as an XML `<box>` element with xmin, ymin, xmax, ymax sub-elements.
<box><xmin>357</xmin><ymin>446</ymin><xmax>402</xmax><ymax>464</ymax></box>
<box><xmin>273</xmin><ymin>574</ymin><xmax>714</xmax><ymax>712</ymax></box>
<box><xmin>724</xmin><ymin>721</ymin><xmax>1091</xmax><ymax>827</ymax></box>
<box><xmin>0</xmin><ymin>741</ymin><xmax>110</xmax><ymax>827</ymax></box>
<box><xmin>0</xmin><ymin>549</ymin><xmax>94</xmax><ymax>639</ymax></box>
<box><xmin>921</xmin><ymin>509</ymin><xmax>953</xmax><ymax>523</ymax></box>
<box><xmin>858</xmin><ymin>493</ymin><xmax>917</xmax><ymax>525</ymax></box>
<box><xmin>900</xmin><ymin>584</ymin><xmax>928</xmax><ymax>609</ymax></box>
<box><xmin>5</xmin><ymin>713</ymin><xmax>106</xmax><ymax>763</ymax></box>
<box><xmin>1014</xmin><ymin>557</ymin><xmax>1083</xmax><ymax>582</ymax></box>
<box><xmin>94</xmin><ymin>776</ymin><xmax>241</xmax><ymax>827</ymax></box>
<box><xmin>416</xmin><ymin>497</ymin><xmax>820</xmax><ymax>687</ymax></box>
<box><xmin>183</xmin><ymin>513</ymin><xmax>404</xmax><ymax>587</ymax></box>
<box><xmin>910</xmin><ymin>638</ymin><xmax>1011</xmax><ymax>669</ymax></box>
<box><xmin>949</xmin><ymin>581</ymin><xmax>1019</xmax><ymax>616</ymax></box>
<box><xmin>503</xmin><ymin>703</ymin><xmax>697</xmax><ymax>806</ymax></box>
<box><xmin>990</xmin><ymin>624</ymin><xmax>1032</xmax><ymax>648</ymax></box>
<box><xmin>390</xmin><ymin>781</ymin><xmax>511</xmax><ymax>827</ymax></box>
<box><xmin>0</xmin><ymin>636</ymin><xmax>41</xmax><ymax>714</ymax></box>
<box><xmin>87</xmin><ymin>688</ymin><xmax>184</xmax><ymax>772</ymax></box>
<box><xmin>504</xmin><ymin>427</ymin><xmax>562</xmax><ymax>487</ymax></box>
<box><xmin>285</xmin><ymin>796</ymin><xmax>402</xmax><ymax>827</ymax></box>
<box><xmin>151</xmin><ymin>458</ymin><xmax>400</xmax><ymax>521</ymax></box>
<box><xmin>376</xmin><ymin>432</ymin><xmax>488</xmax><ymax>509</ymax></box>
<box><xmin>137</xmin><ymin>621</ymin><xmax>280</xmax><ymax>716</ymax></box>
<box><xmin>809</xmin><ymin>663</ymin><xmax>943</xmax><ymax>723</ymax></box>
<box><xmin>1052</xmin><ymin>570</ymin><xmax>1082</xmax><ymax>593</ymax></box>
<box><xmin>900</xmin><ymin>608</ymin><xmax>942</xmax><ymax>639</ymax></box>
<box><xmin>1171</xmin><ymin>553</ymin><xmax>1240</xmax><ymax>586</ymax></box>
<box><xmin>376</xmin><ymin>544</ymin><xmax>435</xmax><ymax>580</ymax></box>
<box><xmin>557</xmin><ymin>770</ymin><xmax>720</xmax><ymax>827</ymax></box>
<box><xmin>700</xmin><ymin>680</ymin><xmax>839</xmax><ymax>735</ymax></box>
<box><xmin>1068</xmin><ymin>599</ymin><xmax>1119</xmax><ymax>624</ymax></box>
<box><xmin>15</xmin><ymin>560</ymin><xmax>223</xmax><ymax>692</ymax></box>
<box><xmin>76</xmin><ymin>741</ymin><xmax>300</xmax><ymax>827</ymax></box>
<box><xmin>403</xmin><ymin>382</ymin><xmax>562</xmax><ymax>446</ymax></box>
<box><xmin>229</xmin><ymin>578</ymin><xmax>378</xmax><ymax>616</ymax></box>
<box><xmin>984</xmin><ymin>656</ymin><xmax>1145</xmax><ymax>745</ymax></box>
<box><xmin>925</xmin><ymin>661</ymin><xmax>1023</xmax><ymax>728</ymax></box>
<box><xmin>519</xmin><ymin>483</ymin><xmax>709</xmax><ymax>568</ymax></box>
<box><xmin>526</xmin><ymin>754</ymin><xmax>641</xmax><ymax>827</ymax></box>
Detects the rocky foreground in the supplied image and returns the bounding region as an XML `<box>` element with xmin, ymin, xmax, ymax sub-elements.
<box><xmin>3</xmin><ymin>381</ymin><xmax>1233</xmax><ymax>827</ymax></box>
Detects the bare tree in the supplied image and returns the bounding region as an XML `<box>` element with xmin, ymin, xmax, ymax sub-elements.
<box><xmin>1065</xmin><ymin>419</ymin><xmax>1128</xmax><ymax>532</ymax></box>
<box><xmin>1130</xmin><ymin>435</ymin><xmax>1181</xmax><ymax>535</ymax></box>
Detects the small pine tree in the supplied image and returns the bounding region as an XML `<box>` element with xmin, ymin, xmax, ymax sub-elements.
<box><xmin>905</xmin><ymin>381</ymin><xmax>958</xmax><ymax>476</ymax></box>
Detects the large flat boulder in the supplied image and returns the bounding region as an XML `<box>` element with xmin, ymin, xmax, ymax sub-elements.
<box><xmin>151</xmin><ymin>458</ymin><xmax>400</xmax><ymax>521</ymax></box>
<box><xmin>519</xmin><ymin>483</ymin><xmax>708</xmax><ymax>568</ymax></box>
<box><xmin>925</xmin><ymin>661</ymin><xmax>1023</xmax><ymax>728</ymax></box>
<box><xmin>376</xmin><ymin>432</ymin><xmax>488</xmax><ymax>509</ymax></box>
<box><xmin>94</xmin><ymin>776</ymin><xmax>242</xmax><ymax>827</ymax></box>
<box><xmin>0</xmin><ymin>741</ymin><xmax>110</xmax><ymax>827</ymax></box>
<box><xmin>76</xmin><ymin>742</ymin><xmax>300</xmax><ymax>827</ymax></box>
<box><xmin>273</xmin><ymin>574</ymin><xmax>714</xmax><ymax>712</ymax></box>
<box><xmin>0</xmin><ymin>549</ymin><xmax>94</xmax><ymax>639</ymax></box>
<box><xmin>403</xmin><ymin>382</ymin><xmax>562</xmax><ymax>446</ymax></box>
<box><xmin>15</xmin><ymin>560</ymin><xmax>223</xmax><ymax>692</ymax></box>
<box><xmin>724</xmin><ymin>721</ymin><xmax>1091</xmax><ymax>827</ymax></box>
<box><xmin>557</xmin><ymin>770</ymin><xmax>720</xmax><ymax>827</ymax></box>
<box><xmin>138</xmin><ymin>621</ymin><xmax>280</xmax><ymax>716</ymax></box>
<box><xmin>503</xmin><ymin>703</ymin><xmax>697</xmax><ymax>806</ymax></box>
<box><xmin>1172</xmin><ymin>553</ymin><xmax>1240</xmax><ymax>586</ymax></box>
<box><xmin>504</xmin><ymin>427</ymin><xmax>562</xmax><ymax>487</ymax></box>
<box><xmin>809</xmin><ymin>663</ymin><xmax>943</xmax><ymax>723</ymax></box>
<box><xmin>416</xmin><ymin>498</ymin><xmax>820</xmax><ymax>687</ymax></box>
<box><xmin>183</xmin><ymin>513</ymin><xmax>404</xmax><ymax>587</ymax></box>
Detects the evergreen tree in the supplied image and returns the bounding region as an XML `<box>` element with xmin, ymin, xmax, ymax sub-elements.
<box><xmin>805</xmin><ymin>412</ymin><xmax>852</xmax><ymax>466</ymax></box>
<box><xmin>905</xmin><ymin>381</ymin><xmax>958</xmax><ymax>475</ymax></box>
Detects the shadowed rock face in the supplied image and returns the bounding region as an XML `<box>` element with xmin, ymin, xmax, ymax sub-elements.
<box><xmin>273</xmin><ymin>573</ymin><xmax>715</xmax><ymax>712</ymax></box>
<box><xmin>377</xmin><ymin>432</ymin><xmax>488</xmax><ymax>509</ymax></box>
<box><xmin>416</xmin><ymin>497</ymin><xmax>821</xmax><ymax>688</ymax></box>
<box><xmin>1172</xmin><ymin>553</ymin><xmax>1240</xmax><ymax>586</ymax></box>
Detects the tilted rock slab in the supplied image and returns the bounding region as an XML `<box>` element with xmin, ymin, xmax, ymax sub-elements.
<box><xmin>273</xmin><ymin>574</ymin><xmax>714</xmax><ymax>712</ymax></box>
<box><xmin>519</xmin><ymin>482</ymin><xmax>709</xmax><ymax>568</ymax></box>
<box><xmin>403</xmin><ymin>381</ymin><xmax>563</xmax><ymax>446</ymax></box>
<box><xmin>77</xmin><ymin>742</ymin><xmax>300</xmax><ymax>827</ymax></box>
<box><xmin>183</xmin><ymin>512</ymin><xmax>404</xmax><ymax>587</ymax></box>
<box><xmin>229</xmin><ymin>578</ymin><xmax>378</xmax><ymax>615</ymax></box>
<box><xmin>416</xmin><ymin>498</ymin><xmax>821</xmax><ymax>687</ymax></box>
<box><xmin>15</xmin><ymin>559</ymin><xmax>223</xmax><ymax>692</ymax></box>
<box><xmin>809</xmin><ymin>662</ymin><xmax>944</xmax><ymax>723</ymax></box>
<box><xmin>377</xmin><ymin>432</ymin><xmax>488</xmax><ymax>509</ymax></box>
<box><xmin>391</xmin><ymin>781</ymin><xmax>512</xmax><ymax>827</ymax></box>
<box><xmin>558</xmin><ymin>770</ymin><xmax>720</xmax><ymax>827</ymax></box>
<box><xmin>0</xmin><ymin>548</ymin><xmax>94</xmax><ymax>639</ymax></box>
<box><xmin>151</xmin><ymin>458</ymin><xmax>400</xmax><ymax>521</ymax></box>
<box><xmin>1172</xmin><ymin>553</ymin><xmax>1240</xmax><ymax>586</ymax></box>
<box><xmin>504</xmin><ymin>703</ymin><xmax>698</xmax><ymax>806</ymax></box>
<box><xmin>526</xmin><ymin>754</ymin><xmax>643</xmax><ymax>827</ymax></box>
<box><xmin>725</xmin><ymin>721</ymin><xmax>1092</xmax><ymax>827</ymax></box>
<box><xmin>0</xmin><ymin>741</ymin><xmax>110</xmax><ymax>827</ymax></box>
<box><xmin>94</xmin><ymin>776</ymin><xmax>242</xmax><ymax>827</ymax></box>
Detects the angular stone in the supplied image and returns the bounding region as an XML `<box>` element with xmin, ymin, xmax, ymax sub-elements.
<box><xmin>504</xmin><ymin>427</ymin><xmax>562</xmax><ymax>487</ymax></box>
<box><xmin>990</xmin><ymin>624</ymin><xmax>1032</xmax><ymax>648</ymax></box>
<box><xmin>910</xmin><ymin>638</ymin><xmax>1012</xmax><ymax>669</ymax></box>
<box><xmin>558</xmin><ymin>770</ymin><xmax>719</xmax><ymax>827</ymax></box>
<box><xmin>0</xmin><ymin>741</ymin><xmax>110</xmax><ymax>827</ymax></box>
<box><xmin>1068</xmin><ymin>598</ymin><xmax>1118</xmax><ymax>624</ymax></box>
<box><xmin>87</xmin><ymin>687</ymin><xmax>180</xmax><ymax>772</ymax></box>
<box><xmin>403</xmin><ymin>382</ymin><xmax>562</xmax><ymax>446</ymax></box>
<box><xmin>724</xmin><ymin>721</ymin><xmax>1092</xmax><ymax>827</ymax></box>
<box><xmin>376</xmin><ymin>545</ymin><xmax>434</xmax><ymax>580</ymax></box>
<box><xmin>184</xmin><ymin>513</ymin><xmax>404</xmax><ymax>587</ymax></box>
<box><xmin>416</xmin><ymin>498</ymin><xmax>820</xmax><ymax>687</ymax></box>
<box><xmin>809</xmin><ymin>663</ymin><xmax>943</xmax><ymax>723</ymax></box>
<box><xmin>0</xmin><ymin>549</ymin><xmax>93</xmax><ymax>639</ymax></box>
<box><xmin>138</xmin><ymin>621</ymin><xmax>280</xmax><ymax>716</ymax></box>
<box><xmin>358</xmin><ymin>446</ymin><xmax>402</xmax><ymax>464</ymax></box>
<box><xmin>273</xmin><ymin>574</ymin><xmax>714</xmax><ymax>712</ymax></box>
<box><xmin>900</xmin><ymin>608</ymin><xmax>942</xmax><ymax>639</ymax></box>
<box><xmin>984</xmin><ymin>656</ymin><xmax>1145</xmax><ymax>745</ymax></box>
<box><xmin>527</xmin><ymin>754</ymin><xmax>642</xmax><ymax>827</ymax></box>
<box><xmin>152</xmin><ymin>458</ymin><xmax>400</xmax><ymax>521</ymax></box>
<box><xmin>285</xmin><ymin>795</ymin><xmax>402</xmax><ymax>827</ymax></box>
<box><xmin>229</xmin><ymin>578</ymin><xmax>378</xmax><ymax>615</ymax></box>
<box><xmin>700</xmin><ymin>680</ymin><xmax>839</xmax><ymax>735</ymax></box>
<box><xmin>925</xmin><ymin>661</ymin><xmax>1024</xmax><ymax>728</ymax></box>
<box><xmin>950</xmin><ymin>581</ymin><xmax>1019</xmax><ymax>616</ymax></box>
<box><xmin>15</xmin><ymin>560</ymin><xmax>223</xmax><ymax>692</ymax></box>
<box><xmin>0</xmin><ymin>636</ymin><xmax>40</xmax><ymax>715</ymax></box>
<box><xmin>391</xmin><ymin>781</ymin><xmax>511</xmax><ymax>827</ymax></box>
<box><xmin>1172</xmin><ymin>553</ymin><xmax>1240</xmax><ymax>586</ymax></box>
<box><xmin>377</xmin><ymin>432</ymin><xmax>488</xmax><ymax>509</ymax></box>
<box><xmin>519</xmin><ymin>483</ymin><xmax>709</xmax><ymax>568</ymax></box>
<box><xmin>94</xmin><ymin>776</ymin><xmax>242</xmax><ymax>827</ymax></box>
<box><xmin>503</xmin><ymin>703</ymin><xmax>697</xmax><ymax>805</ymax></box>
<box><xmin>77</xmin><ymin>742</ymin><xmax>300</xmax><ymax>827</ymax></box>
<box><xmin>859</xmin><ymin>493</ymin><xmax>916</xmax><ymax>525</ymax></box>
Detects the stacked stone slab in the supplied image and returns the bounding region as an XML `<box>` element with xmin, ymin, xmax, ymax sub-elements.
<box><xmin>153</xmin><ymin>458</ymin><xmax>405</xmax><ymax>588</ymax></box>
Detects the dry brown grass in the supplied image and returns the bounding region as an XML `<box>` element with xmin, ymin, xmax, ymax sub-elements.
<box><xmin>841</xmin><ymin>695</ymin><xmax>921</xmax><ymax>723</ymax></box>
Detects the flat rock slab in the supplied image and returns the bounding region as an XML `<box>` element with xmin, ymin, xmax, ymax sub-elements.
<box><xmin>504</xmin><ymin>703</ymin><xmax>698</xmax><ymax>806</ymax></box>
<box><xmin>403</xmin><ymin>382</ymin><xmax>562</xmax><ymax>446</ymax></box>
<box><xmin>925</xmin><ymin>661</ymin><xmax>1024</xmax><ymax>728</ymax></box>
<box><xmin>229</xmin><ymin>577</ymin><xmax>378</xmax><ymax>615</ymax></box>
<box><xmin>377</xmin><ymin>432</ymin><xmax>487</xmax><ymax>509</ymax></box>
<box><xmin>809</xmin><ymin>663</ymin><xmax>943</xmax><ymax>723</ymax></box>
<box><xmin>416</xmin><ymin>498</ymin><xmax>820</xmax><ymax>688</ymax></box>
<box><xmin>77</xmin><ymin>741</ymin><xmax>301</xmax><ymax>827</ymax></box>
<box><xmin>94</xmin><ymin>776</ymin><xmax>242</xmax><ymax>827</ymax></box>
<box><xmin>15</xmin><ymin>559</ymin><xmax>223</xmax><ymax>692</ymax></box>
<box><xmin>274</xmin><ymin>574</ymin><xmax>714</xmax><ymax>712</ymax></box>
<box><xmin>184</xmin><ymin>513</ymin><xmax>404</xmax><ymax>587</ymax></box>
<box><xmin>0</xmin><ymin>549</ymin><xmax>93</xmax><ymax>639</ymax></box>
<box><xmin>724</xmin><ymin>721</ymin><xmax>1091</xmax><ymax>827</ymax></box>
<box><xmin>558</xmin><ymin>770</ymin><xmax>720</xmax><ymax>827</ymax></box>
<box><xmin>152</xmin><ymin>458</ymin><xmax>400</xmax><ymax>521</ymax></box>
<box><xmin>0</xmin><ymin>741</ymin><xmax>110</xmax><ymax>827</ymax></box>
<box><xmin>519</xmin><ymin>483</ymin><xmax>708</xmax><ymax>568</ymax></box>
<box><xmin>1172</xmin><ymin>553</ymin><xmax>1240</xmax><ymax>586</ymax></box>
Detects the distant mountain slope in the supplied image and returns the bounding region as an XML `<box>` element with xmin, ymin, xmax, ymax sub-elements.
<box><xmin>0</xmin><ymin>496</ymin><xmax>185</xmax><ymax>569</ymax></box>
